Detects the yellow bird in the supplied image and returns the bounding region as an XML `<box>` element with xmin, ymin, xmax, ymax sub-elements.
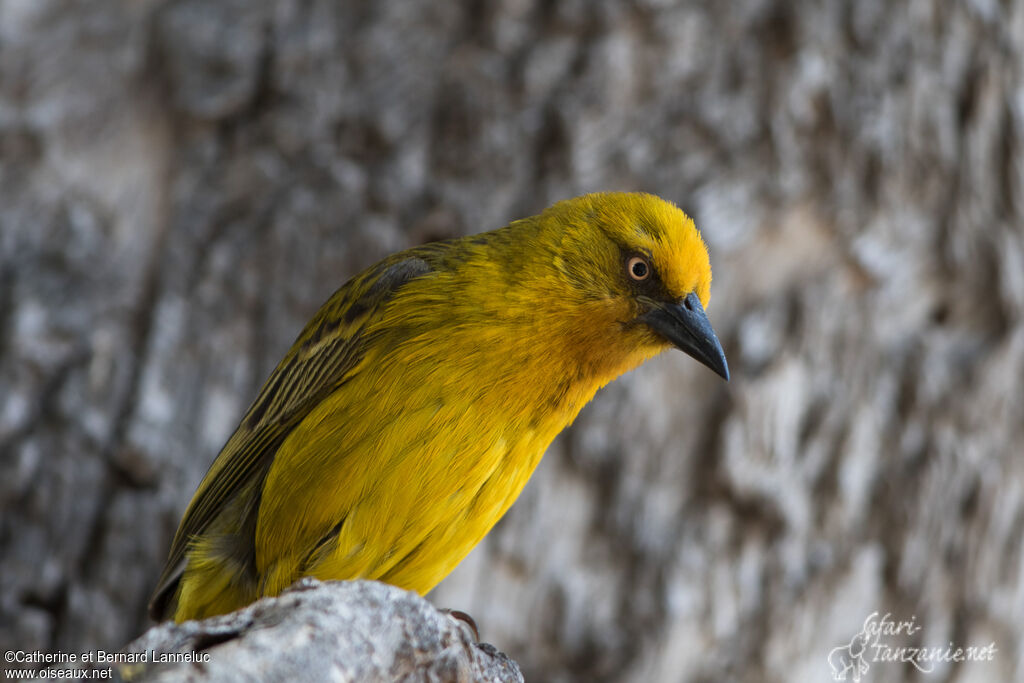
<box><xmin>149</xmin><ymin>192</ymin><xmax>729</xmax><ymax>622</ymax></box>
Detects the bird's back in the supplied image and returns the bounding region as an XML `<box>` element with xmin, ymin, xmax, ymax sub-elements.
<box><xmin>151</xmin><ymin>221</ymin><xmax>608</xmax><ymax>621</ymax></box>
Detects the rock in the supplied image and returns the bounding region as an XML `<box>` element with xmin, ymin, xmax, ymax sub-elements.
<box><xmin>118</xmin><ymin>580</ymin><xmax>522</xmax><ymax>683</ymax></box>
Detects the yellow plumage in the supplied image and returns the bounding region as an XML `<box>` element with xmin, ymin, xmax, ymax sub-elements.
<box><xmin>149</xmin><ymin>192</ymin><xmax>728</xmax><ymax>622</ymax></box>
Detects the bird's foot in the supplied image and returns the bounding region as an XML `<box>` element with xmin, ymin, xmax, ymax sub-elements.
<box><xmin>441</xmin><ymin>608</ymin><xmax>479</xmax><ymax>641</ymax></box>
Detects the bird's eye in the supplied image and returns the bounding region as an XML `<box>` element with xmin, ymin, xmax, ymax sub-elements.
<box><xmin>627</xmin><ymin>256</ymin><xmax>650</xmax><ymax>281</ymax></box>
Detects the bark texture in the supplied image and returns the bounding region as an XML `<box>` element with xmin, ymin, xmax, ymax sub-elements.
<box><xmin>2</xmin><ymin>1</ymin><xmax>1022</xmax><ymax>681</ymax></box>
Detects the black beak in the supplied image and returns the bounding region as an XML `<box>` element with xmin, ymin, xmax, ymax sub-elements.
<box><xmin>641</xmin><ymin>292</ymin><xmax>729</xmax><ymax>380</ymax></box>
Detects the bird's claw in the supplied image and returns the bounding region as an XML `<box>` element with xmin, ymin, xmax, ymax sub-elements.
<box><xmin>442</xmin><ymin>608</ymin><xmax>480</xmax><ymax>641</ymax></box>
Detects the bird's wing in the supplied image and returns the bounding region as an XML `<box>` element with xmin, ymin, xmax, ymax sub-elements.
<box><xmin>148</xmin><ymin>250</ymin><xmax>443</xmax><ymax>619</ymax></box>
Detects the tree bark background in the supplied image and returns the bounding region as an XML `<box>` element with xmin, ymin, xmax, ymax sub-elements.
<box><xmin>2</xmin><ymin>1</ymin><xmax>1022</xmax><ymax>681</ymax></box>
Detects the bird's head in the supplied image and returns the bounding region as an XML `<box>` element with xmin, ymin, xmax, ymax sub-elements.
<box><xmin>539</xmin><ymin>192</ymin><xmax>729</xmax><ymax>381</ymax></box>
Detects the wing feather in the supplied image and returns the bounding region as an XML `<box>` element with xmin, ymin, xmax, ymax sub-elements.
<box><xmin>148</xmin><ymin>253</ymin><xmax>436</xmax><ymax>619</ymax></box>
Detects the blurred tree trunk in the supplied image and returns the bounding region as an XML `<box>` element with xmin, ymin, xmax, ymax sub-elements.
<box><xmin>2</xmin><ymin>1</ymin><xmax>1022</xmax><ymax>681</ymax></box>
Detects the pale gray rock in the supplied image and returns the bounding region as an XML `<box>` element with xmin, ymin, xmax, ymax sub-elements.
<box><xmin>119</xmin><ymin>580</ymin><xmax>522</xmax><ymax>683</ymax></box>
